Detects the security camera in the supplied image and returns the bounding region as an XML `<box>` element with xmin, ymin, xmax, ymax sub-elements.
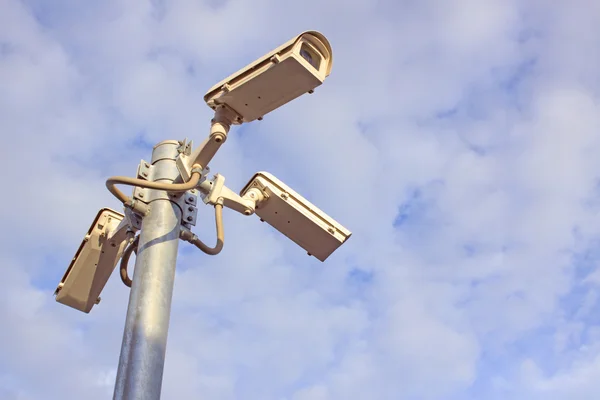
<box><xmin>239</xmin><ymin>172</ymin><xmax>351</xmax><ymax>261</ymax></box>
<box><xmin>204</xmin><ymin>31</ymin><xmax>333</xmax><ymax>124</ymax></box>
<box><xmin>54</xmin><ymin>208</ymin><xmax>129</xmax><ymax>313</ymax></box>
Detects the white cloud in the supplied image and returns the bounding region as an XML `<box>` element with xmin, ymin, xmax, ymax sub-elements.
<box><xmin>2</xmin><ymin>0</ymin><xmax>600</xmax><ymax>399</ymax></box>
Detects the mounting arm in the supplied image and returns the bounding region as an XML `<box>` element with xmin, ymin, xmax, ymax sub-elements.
<box><xmin>198</xmin><ymin>174</ymin><xmax>263</xmax><ymax>215</ymax></box>
<box><xmin>176</xmin><ymin>105</ymin><xmax>237</xmax><ymax>182</ymax></box>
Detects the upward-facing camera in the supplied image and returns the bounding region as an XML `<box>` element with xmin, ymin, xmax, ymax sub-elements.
<box><xmin>204</xmin><ymin>31</ymin><xmax>333</xmax><ymax>124</ymax></box>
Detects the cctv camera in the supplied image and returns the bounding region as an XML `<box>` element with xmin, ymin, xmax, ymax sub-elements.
<box><xmin>54</xmin><ymin>208</ymin><xmax>128</xmax><ymax>313</ymax></box>
<box><xmin>239</xmin><ymin>172</ymin><xmax>351</xmax><ymax>261</ymax></box>
<box><xmin>204</xmin><ymin>31</ymin><xmax>333</xmax><ymax>124</ymax></box>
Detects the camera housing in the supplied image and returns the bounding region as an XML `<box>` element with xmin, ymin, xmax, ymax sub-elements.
<box><xmin>54</xmin><ymin>208</ymin><xmax>128</xmax><ymax>313</ymax></box>
<box><xmin>240</xmin><ymin>172</ymin><xmax>351</xmax><ymax>261</ymax></box>
<box><xmin>204</xmin><ymin>31</ymin><xmax>333</xmax><ymax>124</ymax></box>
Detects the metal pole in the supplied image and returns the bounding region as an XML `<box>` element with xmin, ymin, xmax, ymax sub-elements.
<box><xmin>114</xmin><ymin>140</ymin><xmax>183</xmax><ymax>400</ymax></box>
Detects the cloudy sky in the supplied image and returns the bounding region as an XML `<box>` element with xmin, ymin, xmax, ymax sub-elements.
<box><xmin>2</xmin><ymin>0</ymin><xmax>600</xmax><ymax>399</ymax></box>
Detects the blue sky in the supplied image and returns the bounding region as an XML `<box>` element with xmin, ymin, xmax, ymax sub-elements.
<box><xmin>2</xmin><ymin>0</ymin><xmax>600</xmax><ymax>399</ymax></box>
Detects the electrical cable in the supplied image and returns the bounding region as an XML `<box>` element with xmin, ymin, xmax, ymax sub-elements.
<box><xmin>106</xmin><ymin>166</ymin><xmax>202</xmax><ymax>208</ymax></box>
<box><xmin>120</xmin><ymin>203</ymin><xmax>224</xmax><ymax>287</ymax></box>
<box><xmin>184</xmin><ymin>204</ymin><xmax>224</xmax><ymax>255</ymax></box>
<box><xmin>120</xmin><ymin>235</ymin><xmax>139</xmax><ymax>288</ymax></box>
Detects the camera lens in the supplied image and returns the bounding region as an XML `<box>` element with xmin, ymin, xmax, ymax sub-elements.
<box><xmin>300</xmin><ymin>48</ymin><xmax>314</xmax><ymax>66</ymax></box>
<box><xmin>299</xmin><ymin>44</ymin><xmax>321</xmax><ymax>70</ymax></box>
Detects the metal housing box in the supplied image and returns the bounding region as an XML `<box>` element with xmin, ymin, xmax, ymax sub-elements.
<box><xmin>54</xmin><ymin>208</ymin><xmax>127</xmax><ymax>313</ymax></box>
<box><xmin>240</xmin><ymin>172</ymin><xmax>351</xmax><ymax>261</ymax></box>
<box><xmin>204</xmin><ymin>31</ymin><xmax>333</xmax><ymax>123</ymax></box>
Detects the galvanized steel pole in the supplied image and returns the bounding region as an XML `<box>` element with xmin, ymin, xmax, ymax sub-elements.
<box><xmin>113</xmin><ymin>140</ymin><xmax>183</xmax><ymax>400</ymax></box>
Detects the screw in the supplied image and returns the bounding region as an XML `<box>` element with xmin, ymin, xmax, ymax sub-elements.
<box><xmin>139</xmin><ymin>193</ymin><xmax>144</xmax><ymax>198</ymax></box>
<box><xmin>188</xmin><ymin>197</ymin><xmax>194</xmax><ymax>202</ymax></box>
<box><xmin>328</xmin><ymin>227</ymin><xmax>335</xmax><ymax>234</ymax></box>
<box><xmin>187</xmin><ymin>216</ymin><xmax>193</xmax><ymax>222</ymax></box>
<box><xmin>142</xmin><ymin>171</ymin><xmax>148</xmax><ymax>177</ymax></box>
<box><xmin>188</xmin><ymin>206</ymin><xmax>194</xmax><ymax>212</ymax></box>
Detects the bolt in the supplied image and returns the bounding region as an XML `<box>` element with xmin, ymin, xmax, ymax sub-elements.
<box><xmin>142</xmin><ymin>171</ymin><xmax>148</xmax><ymax>177</ymax></box>
<box><xmin>188</xmin><ymin>197</ymin><xmax>194</xmax><ymax>202</ymax></box>
<box><xmin>187</xmin><ymin>216</ymin><xmax>193</xmax><ymax>222</ymax></box>
<box><xmin>188</xmin><ymin>206</ymin><xmax>194</xmax><ymax>212</ymax></box>
<box><xmin>139</xmin><ymin>193</ymin><xmax>144</xmax><ymax>198</ymax></box>
<box><xmin>144</xmin><ymin>162</ymin><xmax>150</xmax><ymax>168</ymax></box>
<box><xmin>328</xmin><ymin>227</ymin><xmax>335</xmax><ymax>234</ymax></box>
<box><xmin>244</xmin><ymin>209</ymin><xmax>252</xmax><ymax>215</ymax></box>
